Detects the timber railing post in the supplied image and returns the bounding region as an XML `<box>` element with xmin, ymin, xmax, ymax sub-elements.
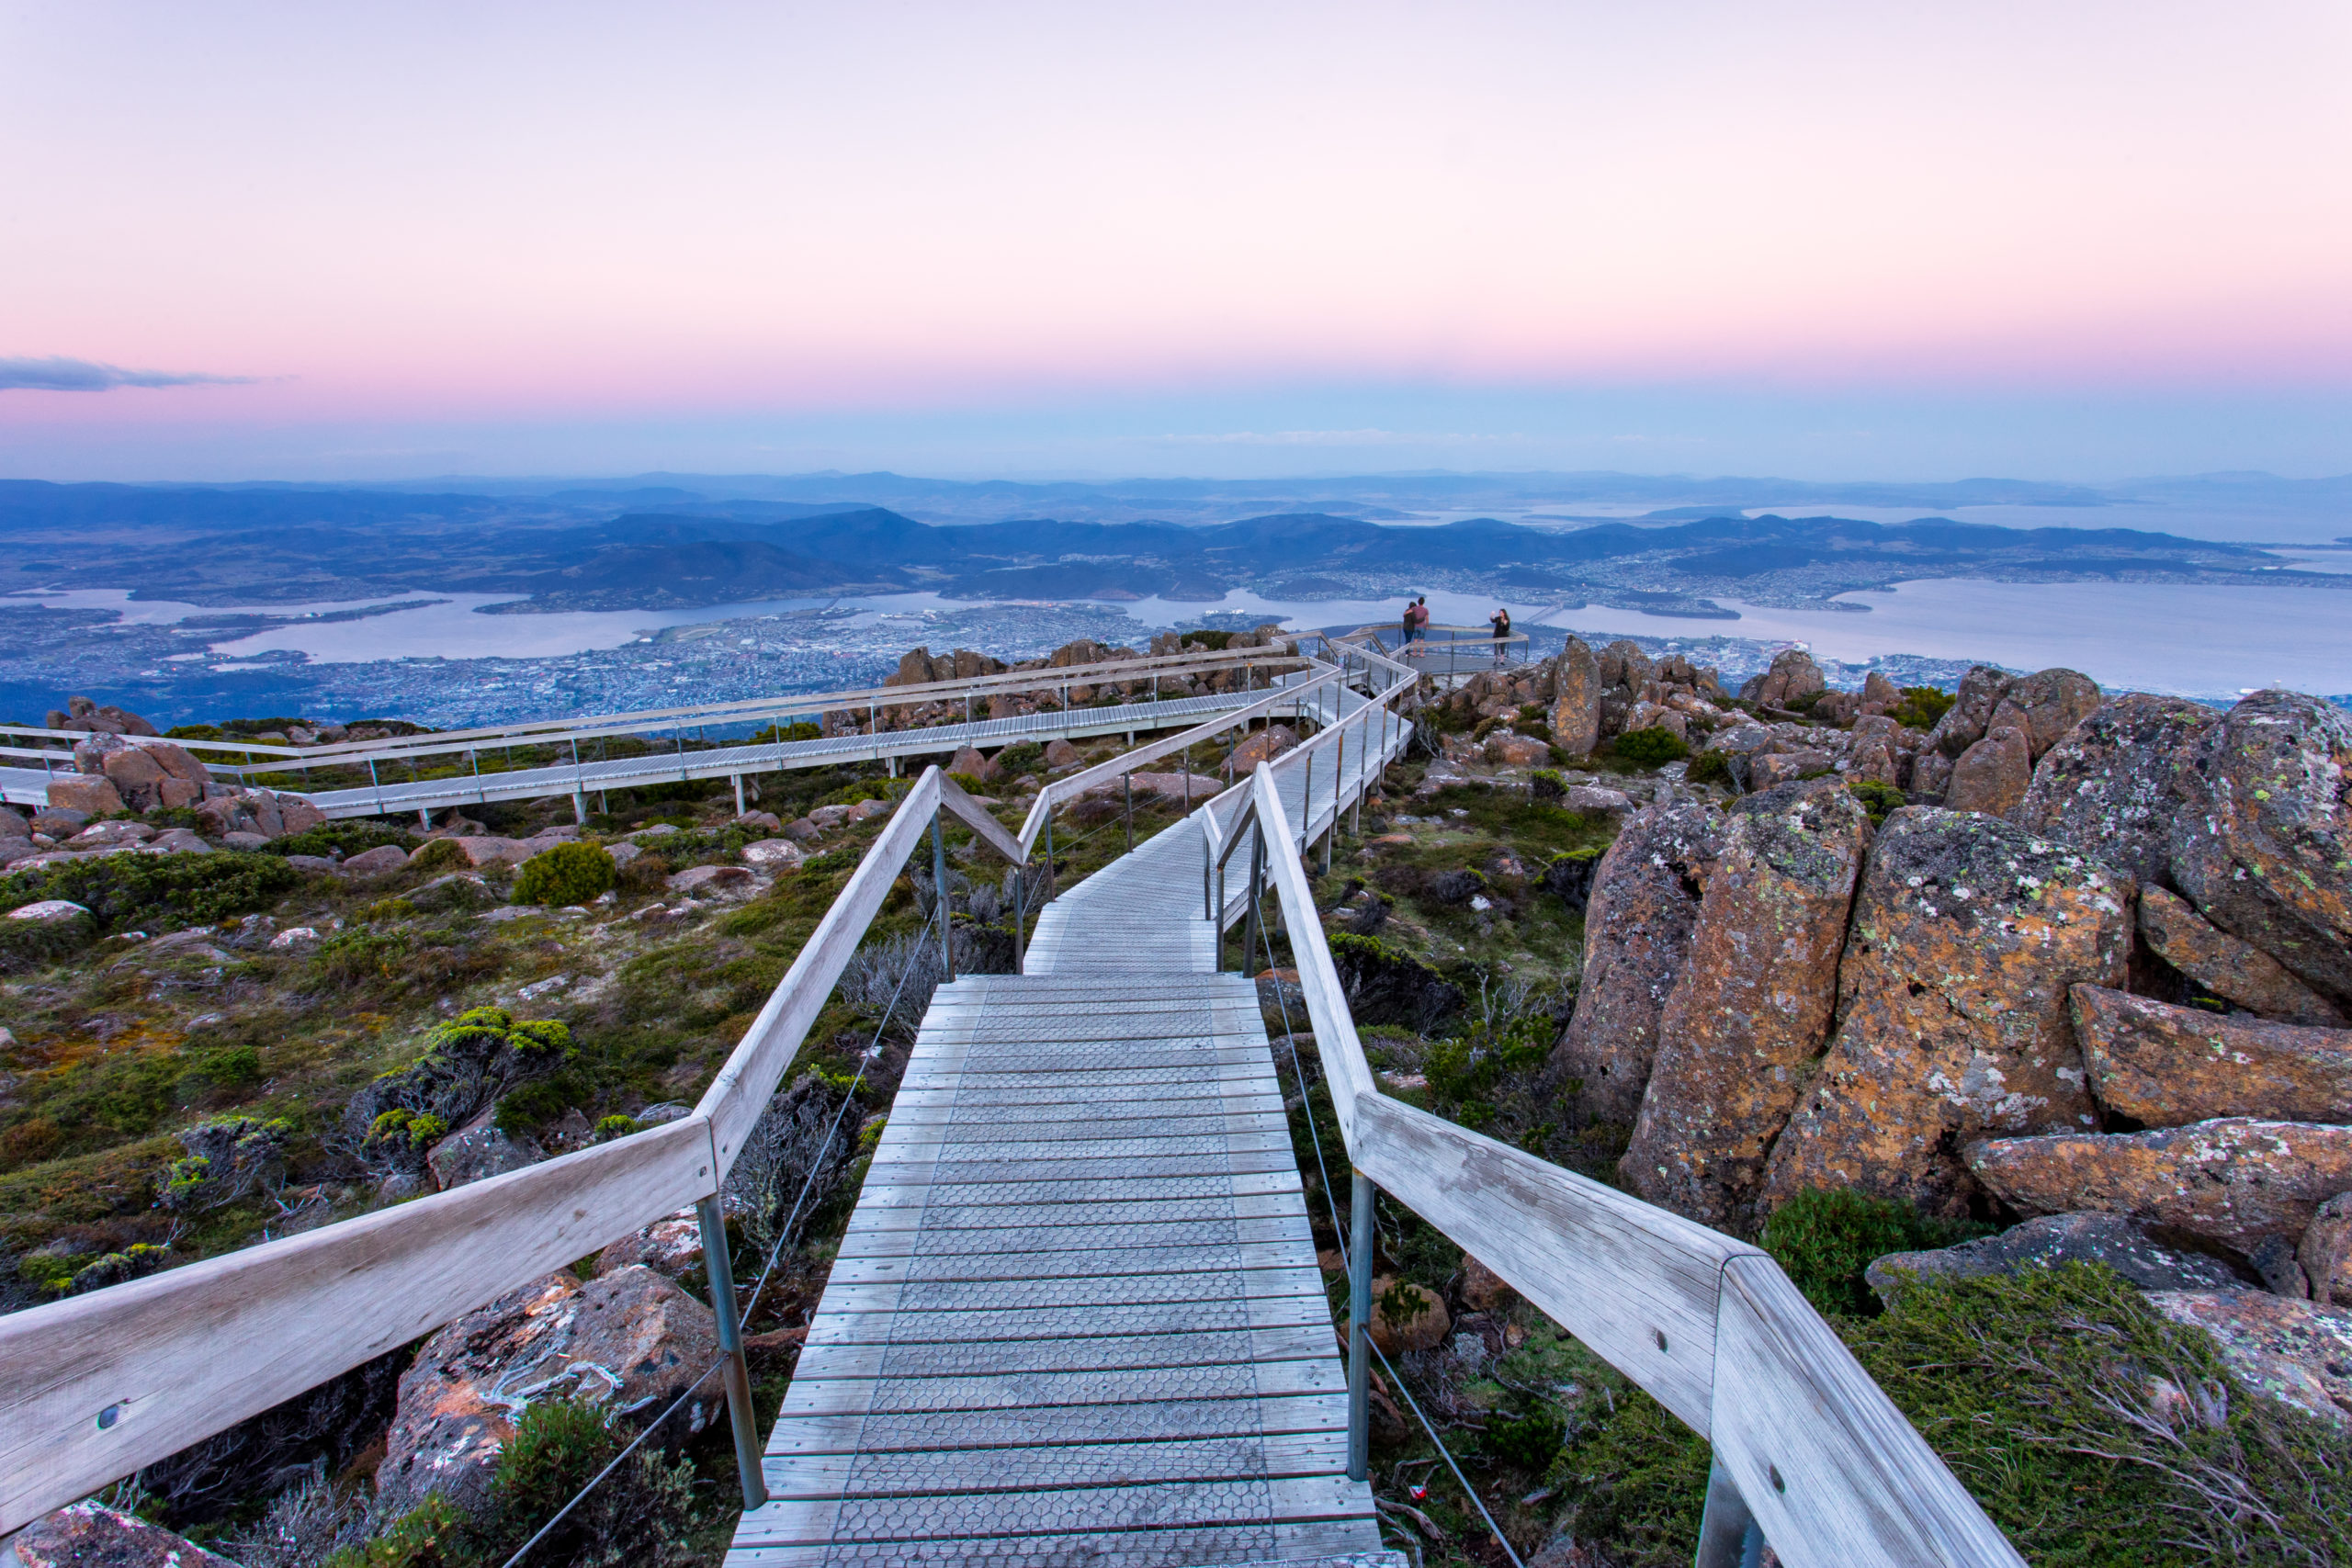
<box><xmin>695</xmin><ymin>1195</ymin><xmax>769</xmax><ymax>1510</ymax></box>
<box><xmin>1347</xmin><ymin>1168</ymin><xmax>1373</xmax><ymax>1483</ymax></box>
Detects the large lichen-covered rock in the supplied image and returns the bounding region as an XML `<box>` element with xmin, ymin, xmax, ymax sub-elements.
<box><xmin>2073</xmin><ymin>984</ymin><xmax>2352</xmax><ymax>1125</ymax></box>
<box><xmin>1987</xmin><ymin>668</ymin><xmax>2103</xmax><ymax>761</ymax></box>
<box><xmin>1967</xmin><ymin>1118</ymin><xmax>2352</xmax><ymax>1256</ymax></box>
<box><xmin>2016</xmin><ymin>694</ymin><xmax>2216</xmax><ymax>890</ymax></box>
<box><xmin>341</xmin><ymin>1008</ymin><xmax>575</xmax><ymax>1178</ymax></box>
<box><xmin>2136</xmin><ymin>886</ymin><xmax>2346</xmax><ymax>1026</ymax></box>
<box><xmin>1924</xmin><ymin>664</ymin><xmax>2015</xmax><ymax>759</ymax></box>
<box><xmin>376</xmin><ymin>1266</ymin><xmax>718</xmax><ymax>1517</ymax></box>
<box><xmin>1622</xmin><ymin>779</ymin><xmax>1872</xmax><ymax>1227</ymax></box>
<box><xmin>1943</xmin><ymin>725</ymin><xmax>2032</xmax><ymax>818</ymax></box>
<box><xmin>2144</xmin><ymin>1290</ymin><xmax>2352</xmax><ymax>1429</ymax></box>
<box><xmin>1596</xmin><ymin>638</ymin><xmax>1654</xmax><ymax>693</ymax></box>
<box><xmin>1548</xmin><ymin>636</ymin><xmax>1601</xmax><ymax>756</ymax></box>
<box><xmin>1865</xmin><ymin>1211</ymin><xmax>2245</xmax><ymax>1307</ymax></box>
<box><xmin>9</xmin><ymin>1503</ymin><xmax>239</xmax><ymax>1568</ymax></box>
<box><xmin>1547</xmin><ymin>802</ymin><xmax>1721</xmax><ymax>1126</ymax></box>
<box><xmin>2168</xmin><ymin>690</ymin><xmax>2352</xmax><ymax>1012</ymax></box>
<box><xmin>1761</xmin><ymin>809</ymin><xmax>2132</xmax><ymax>1217</ymax></box>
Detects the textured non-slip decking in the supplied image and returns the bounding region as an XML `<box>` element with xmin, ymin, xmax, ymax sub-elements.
<box><xmin>729</xmin><ymin>674</ymin><xmax>1403</xmax><ymax>1566</ymax></box>
<box><xmin>730</xmin><ymin>975</ymin><xmax>1381</xmax><ymax>1565</ymax></box>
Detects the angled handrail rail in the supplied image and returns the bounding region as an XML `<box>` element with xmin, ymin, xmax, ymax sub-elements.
<box><xmin>1231</xmin><ymin>765</ymin><xmax>2023</xmax><ymax>1568</ymax></box>
<box><xmin>1011</xmin><ymin>665</ymin><xmax>1338</xmax><ymax>860</ymax></box>
<box><xmin>0</xmin><ymin>764</ymin><xmax>1024</xmax><ymax>1534</ymax></box>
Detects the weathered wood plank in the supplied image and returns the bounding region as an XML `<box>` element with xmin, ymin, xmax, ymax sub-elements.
<box><xmin>762</xmin><ymin>1392</ymin><xmax>1353</xmax><ymax>1458</ymax></box>
<box><xmin>733</xmin><ymin>1473</ymin><xmax>1372</xmax><ymax>1548</ymax></box>
<box><xmin>1710</xmin><ymin>1255</ymin><xmax>2026</xmax><ymax>1568</ymax></box>
<box><xmin>0</xmin><ymin>1116</ymin><xmax>715</xmax><ymax>1533</ymax></box>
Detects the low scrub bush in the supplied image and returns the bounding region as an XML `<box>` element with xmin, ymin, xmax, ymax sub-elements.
<box><xmin>1849</xmin><ymin>778</ymin><xmax>1907</xmax><ymax>825</ymax></box>
<box><xmin>1889</xmin><ymin>684</ymin><xmax>1957</xmax><ymax>730</ymax></box>
<box><xmin>0</xmin><ymin>907</ymin><xmax>97</xmax><ymax>972</ymax></box>
<box><xmin>512</xmin><ymin>841</ymin><xmax>616</xmax><ymax>907</ymax></box>
<box><xmin>343</xmin><ymin>1008</ymin><xmax>575</xmax><ymax>1173</ymax></box>
<box><xmin>1610</xmin><ymin>726</ymin><xmax>1690</xmax><ymax>766</ymax></box>
<box><xmin>0</xmin><ymin>852</ymin><xmax>297</xmax><ymax>933</ymax></box>
<box><xmin>1759</xmin><ymin>1187</ymin><xmax>1987</xmax><ymax>1317</ymax></box>
<box><xmin>262</xmin><ymin>821</ymin><xmax>416</xmax><ymax>860</ymax></box>
<box><xmin>1684</xmin><ymin>749</ymin><xmax>1732</xmax><ymax>787</ymax></box>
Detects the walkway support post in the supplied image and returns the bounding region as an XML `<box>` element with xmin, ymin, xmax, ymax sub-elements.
<box><xmin>572</xmin><ymin>791</ymin><xmax>588</xmax><ymax>825</ymax></box>
<box><xmin>930</xmin><ymin>811</ymin><xmax>955</xmax><ymax>983</ymax></box>
<box><xmin>694</xmin><ymin>1195</ymin><xmax>769</xmax><ymax>1511</ymax></box>
<box><xmin>1695</xmin><ymin>1454</ymin><xmax>1767</xmax><ymax>1568</ymax></box>
<box><xmin>732</xmin><ymin>775</ymin><xmax>745</xmax><ymax>816</ymax></box>
<box><xmin>1347</xmin><ymin>1168</ymin><xmax>1373</xmax><ymax>1483</ymax></box>
<box><xmin>1011</xmin><ymin>869</ymin><xmax>1026</xmax><ymax>973</ymax></box>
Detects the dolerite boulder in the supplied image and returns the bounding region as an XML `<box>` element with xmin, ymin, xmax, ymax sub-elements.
<box><xmin>2136</xmin><ymin>886</ymin><xmax>2346</xmax><ymax>1025</ymax></box>
<box><xmin>2013</xmin><ymin>694</ymin><xmax>2214</xmax><ymax>892</ymax></box>
<box><xmin>1967</xmin><ymin>1119</ymin><xmax>2352</xmax><ymax>1256</ymax></box>
<box><xmin>1742</xmin><ymin>648</ymin><xmax>1826</xmax><ymax>710</ymax></box>
<box><xmin>1942</xmin><ymin>725</ymin><xmax>2032</xmax><ymax>817</ymax></box>
<box><xmin>1761</xmin><ymin>809</ymin><xmax>2132</xmax><ymax>1217</ymax></box>
<box><xmin>1622</xmin><ymin>779</ymin><xmax>1872</xmax><ymax>1227</ymax></box>
<box><xmin>2168</xmin><ymin>690</ymin><xmax>2352</xmax><ymax>1012</ymax></box>
<box><xmin>44</xmin><ymin>773</ymin><xmax>124</xmax><ymax>816</ymax></box>
<box><xmin>2073</xmin><ymin>985</ymin><xmax>2352</xmax><ymax>1125</ymax></box>
<box><xmin>9</xmin><ymin>1503</ymin><xmax>238</xmax><ymax>1568</ymax></box>
<box><xmin>377</xmin><ymin>1266</ymin><xmax>718</xmax><ymax>1516</ymax></box>
<box><xmin>1548</xmin><ymin>802</ymin><xmax>1722</xmax><ymax>1126</ymax></box>
<box><xmin>1549</xmin><ymin>636</ymin><xmax>1601</xmax><ymax>755</ymax></box>
<box><xmin>1366</xmin><ymin>1275</ymin><xmax>1451</xmax><ymax>1355</ymax></box>
<box><xmin>1986</xmin><ymin>667</ymin><xmax>2102</xmax><ymax>760</ymax></box>
<box><xmin>1864</xmin><ymin>1212</ymin><xmax>2245</xmax><ymax>1307</ymax></box>
<box><xmin>2144</xmin><ymin>1291</ymin><xmax>2352</xmax><ymax>1429</ymax></box>
<box><xmin>2303</xmin><ymin>1193</ymin><xmax>2352</xmax><ymax>1306</ymax></box>
<box><xmin>1924</xmin><ymin>664</ymin><xmax>2014</xmax><ymax>758</ymax></box>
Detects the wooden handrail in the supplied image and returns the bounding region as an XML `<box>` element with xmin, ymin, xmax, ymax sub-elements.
<box><xmin>0</xmin><ymin>764</ymin><xmax>1023</xmax><ymax>1534</ymax></box>
<box><xmin>1236</xmin><ymin>765</ymin><xmax>2024</xmax><ymax>1568</ymax></box>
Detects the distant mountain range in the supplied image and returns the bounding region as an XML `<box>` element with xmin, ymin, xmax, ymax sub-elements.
<box><xmin>6</xmin><ymin>472</ymin><xmax>2346</xmax><ymax>617</ymax></box>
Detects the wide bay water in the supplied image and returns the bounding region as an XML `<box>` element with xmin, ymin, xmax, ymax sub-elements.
<box><xmin>14</xmin><ymin>572</ymin><xmax>2352</xmax><ymax>698</ymax></box>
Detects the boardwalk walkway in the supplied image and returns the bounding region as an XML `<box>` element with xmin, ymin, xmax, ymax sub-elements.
<box><xmin>729</xmin><ymin>678</ymin><xmax>1404</xmax><ymax>1565</ymax></box>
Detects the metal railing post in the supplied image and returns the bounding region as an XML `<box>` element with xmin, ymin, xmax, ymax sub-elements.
<box><xmin>1695</xmin><ymin>1454</ymin><xmax>1767</xmax><ymax>1568</ymax></box>
<box><xmin>931</xmin><ymin>811</ymin><xmax>955</xmax><ymax>982</ymax></box>
<box><xmin>1011</xmin><ymin>868</ymin><xmax>1026</xmax><ymax>973</ymax></box>
<box><xmin>1241</xmin><ymin>827</ymin><xmax>1265</xmax><ymax>976</ymax></box>
<box><xmin>1348</xmin><ymin>1168</ymin><xmax>1374</xmax><ymax>1483</ymax></box>
<box><xmin>694</xmin><ymin>1195</ymin><xmax>769</xmax><ymax>1510</ymax></box>
<box><xmin>1123</xmin><ymin>772</ymin><xmax>1133</xmax><ymax>853</ymax></box>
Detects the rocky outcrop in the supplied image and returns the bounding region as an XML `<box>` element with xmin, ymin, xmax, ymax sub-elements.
<box><xmin>1942</xmin><ymin>726</ymin><xmax>2032</xmax><ymax>818</ymax></box>
<box><xmin>2136</xmin><ymin>886</ymin><xmax>2346</xmax><ymax>1025</ymax></box>
<box><xmin>1622</xmin><ymin>780</ymin><xmax>1871</xmax><ymax>1227</ymax></box>
<box><xmin>1985</xmin><ymin>668</ymin><xmax>2102</xmax><ymax>760</ymax></box>
<box><xmin>1967</xmin><ymin>1118</ymin><xmax>2352</xmax><ymax>1256</ymax></box>
<box><xmin>1924</xmin><ymin>665</ymin><xmax>2014</xmax><ymax>758</ymax></box>
<box><xmin>1548</xmin><ymin>803</ymin><xmax>1721</xmax><ymax>1126</ymax></box>
<box><xmin>1865</xmin><ymin>1212</ymin><xmax>2246</xmax><ymax>1306</ymax></box>
<box><xmin>2167</xmin><ymin>690</ymin><xmax>2352</xmax><ymax>1012</ymax></box>
<box><xmin>42</xmin><ymin>773</ymin><xmax>124</xmax><ymax>816</ymax></box>
<box><xmin>425</xmin><ymin>1122</ymin><xmax>548</xmax><ymax>1191</ymax></box>
<box><xmin>598</xmin><ymin>1207</ymin><xmax>704</xmax><ymax>1281</ymax></box>
<box><xmin>1549</xmin><ymin>637</ymin><xmax>1601</xmax><ymax>756</ymax></box>
<box><xmin>8</xmin><ymin>1503</ymin><xmax>238</xmax><ymax>1568</ymax></box>
<box><xmin>47</xmin><ymin>695</ymin><xmax>161</xmax><ymax>737</ymax></box>
<box><xmin>2074</xmin><ymin>986</ymin><xmax>2352</xmax><ymax>1126</ymax></box>
<box><xmin>376</xmin><ymin>1266</ymin><xmax>718</xmax><ymax>1516</ymax></box>
<box><xmin>1740</xmin><ymin>648</ymin><xmax>1826</xmax><ymax>710</ymax></box>
<box><xmin>2145</xmin><ymin>1291</ymin><xmax>2352</xmax><ymax>1429</ymax></box>
<box><xmin>1761</xmin><ymin>809</ymin><xmax>2132</xmax><ymax>1217</ymax></box>
<box><xmin>1229</xmin><ymin>726</ymin><xmax>1298</xmax><ymax>771</ymax></box>
<box><xmin>2015</xmin><ymin>694</ymin><xmax>2213</xmax><ymax>890</ymax></box>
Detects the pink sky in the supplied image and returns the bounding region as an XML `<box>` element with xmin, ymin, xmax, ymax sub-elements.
<box><xmin>4</xmin><ymin>2</ymin><xmax>2349</xmax><ymax>479</ymax></box>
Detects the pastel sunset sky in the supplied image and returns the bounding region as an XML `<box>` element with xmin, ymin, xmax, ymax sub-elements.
<box><xmin>4</xmin><ymin>2</ymin><xmax>2348</xmax><ymax>480</ymax></box>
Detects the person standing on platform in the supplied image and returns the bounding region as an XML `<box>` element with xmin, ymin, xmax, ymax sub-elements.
<box><xmin>1489</xmin><ymin>606</ymin><xmax>1511</xmax><ymax>663</ymax></box>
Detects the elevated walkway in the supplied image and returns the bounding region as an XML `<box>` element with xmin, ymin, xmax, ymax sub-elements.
<box><xmin>729</xmin><ymin>671</ymin><xmax>1407</xmax><ymax>1565</ymax></box>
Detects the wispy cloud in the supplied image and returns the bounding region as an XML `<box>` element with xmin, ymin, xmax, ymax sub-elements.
<box><xmin>0</xmin><ymin>355</ymin><xmax>256</xmax><ymax>392</ymax></box>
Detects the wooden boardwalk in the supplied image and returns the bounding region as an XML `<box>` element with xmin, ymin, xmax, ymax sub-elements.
<box><xmin>729</xmin><ymin>678</ymin><xmax>1403</xmax><ymax>1566</ymax></box>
